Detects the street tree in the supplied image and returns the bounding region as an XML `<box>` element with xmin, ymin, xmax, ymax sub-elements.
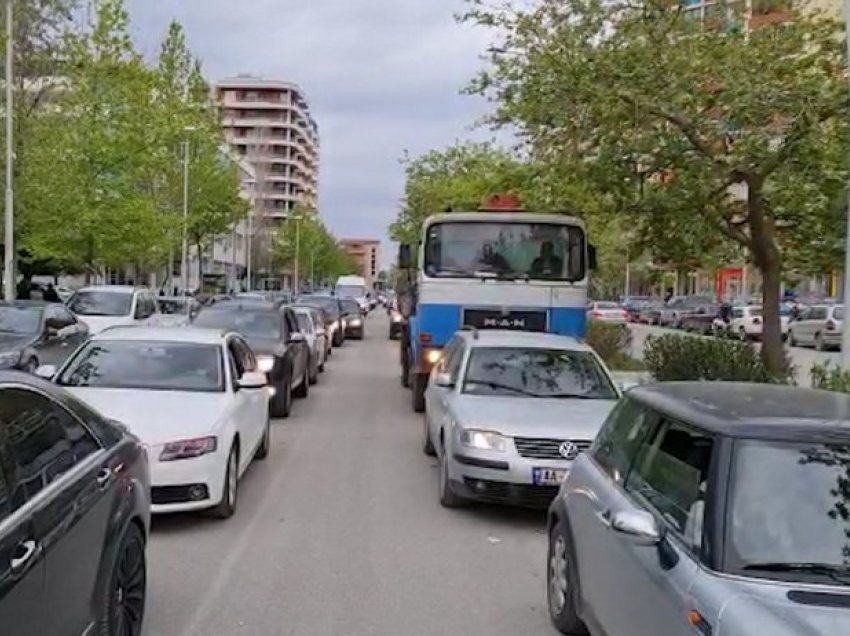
<box><xmin>274</xmin><ymin>208</ymin><xmax>357</xmax><ymax>286</ymax></box>
<box><xmin>462</xmin><ymin>0</ymin><xmax>849</xmax><ymax>376</ymax></box>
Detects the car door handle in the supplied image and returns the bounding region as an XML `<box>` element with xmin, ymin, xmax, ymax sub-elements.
<box><xmin>10</xmin><ymin>540</ymin><xmax>38</xmax><ymax>573</ymax></box>
<box><xmin>594</xmin><ymin>508</ymin><xmax>612</xmax><ymax>529</ymax></box>
<box><xmin>96</xmin><ymin>467</ymin><xmax>114</xmax><ymax>488</ymax></box>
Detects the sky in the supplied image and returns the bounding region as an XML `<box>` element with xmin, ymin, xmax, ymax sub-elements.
<box><xmin>126</xmin><ymin>0</ymin><xmax>497</xmax><ymax>266</ymax></box>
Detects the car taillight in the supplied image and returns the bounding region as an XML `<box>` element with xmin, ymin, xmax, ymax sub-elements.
<box><xmin>826</xmin><ymin>320</ymin><xmax>836</xmax><ymax>331</ymax></box>
<box><xmin>160</xmin><ymin>436</ymin><xmax>217</xmax><ymax>462</ymax></box>
<box><xmin>592</xmin><ymin>311</ymin><xmax>603</xmax><ymax>318</ymax></box>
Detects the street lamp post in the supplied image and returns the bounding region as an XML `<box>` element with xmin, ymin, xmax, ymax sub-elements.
<box><xmin>180</xmin><ymin>138</ymin><xmax>190</xmax><ymax>295</ymax></box>
<box><xmin>842</xmin><ymin>0</ymin><xmax>850</xmax><ymax>366</ymax></box>
<box><xmin>293</xmin><ymin>215</ymin><xmax>301</xmax><ymax>296</ymax></box>
<box><xmin>3</xmin><ymin>0</ymin><xmax>14</xmax><ymax>301</ymax></box>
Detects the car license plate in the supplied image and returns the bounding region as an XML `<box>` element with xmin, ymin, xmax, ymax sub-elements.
<box><xmin>533</xmin><ymin>467</ymin><xmax>568</xmax><ymax>486</ymax></box>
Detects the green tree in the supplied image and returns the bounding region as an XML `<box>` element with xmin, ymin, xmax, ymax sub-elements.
<box><xmin>274</xmin><ymin>207</ymin><xmax>357</xmax><ymax>286</ymax></box>
<box><xmin>462</xmin><ymin>0</ymin><xmax>849</xmax><ymax>375</ymax></box>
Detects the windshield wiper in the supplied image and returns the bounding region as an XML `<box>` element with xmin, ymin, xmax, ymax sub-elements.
<box><xmin>544</xmin><ymin>392</ymin><xmax>602</xmax><ymax>399</ymax></box>
<box><xmin>743</xmin><ymin>562</ymin><xmax>850</xmax><ymax>584</ymax></box>
<box><xmin>466</xmin><ymin>379</ymin><xmax>537</xmax><ymax>397</ymax></box>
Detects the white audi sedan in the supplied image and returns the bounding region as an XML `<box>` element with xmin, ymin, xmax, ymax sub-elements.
<box><xmin>38</xmin><ymin>326</ymin><xmax>270</xmax><ymax>518</ymax></box>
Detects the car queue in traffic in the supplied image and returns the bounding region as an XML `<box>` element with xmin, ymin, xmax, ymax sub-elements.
<box><xmin>0</xmin><ymin>284</ymin><xmax>372</xmax><ymax>636</ymax></box>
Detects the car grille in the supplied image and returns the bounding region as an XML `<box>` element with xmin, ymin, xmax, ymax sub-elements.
<box><xmin>462</xmin><ymin>478</ymin><xmax>559</xmax><ymax>508</ymax></box>
<box><xmin>513</xmin><ymin>438</ymin><xmax>593</xmax><ymax>460</ymax></box>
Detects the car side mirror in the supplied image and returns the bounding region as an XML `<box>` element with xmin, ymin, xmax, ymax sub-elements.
<box><xmin>398</xmin><ymin>244</ymin><xmax>412</xmax><ymax>269</ymax></box>
<box><xmin>610</xmin><ymin>510</ymin><xmax>664</xmax><ymax>546</ymax></box>
<box><xmin>238</xmin><ymin>371</ymin><xmax>267</xmax><ymax>390</ymax></box>
<box><xmin>35</xmin><ymin>364</ymin><xmax>57</xmax><ymax>380</ymax></box>
<box><xmin>433</xmin><ymin>371</ymin><xmax>454</xmax><ymax>388</ymax></box>
<box><xmin>588</xmin><ymin>244</ymin><xmax>598</xmax><ymax>271</ymax></box>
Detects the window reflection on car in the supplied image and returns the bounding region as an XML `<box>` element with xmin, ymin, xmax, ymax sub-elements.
<box><xmin>67</xmin><ymin>290</ymin><xmax>133</xmax><ymax>316</ymax></box>
<box><xmin>0</xmin><ymin>305</ymin><xmax>42</xmax><ymax>334</ymax></box>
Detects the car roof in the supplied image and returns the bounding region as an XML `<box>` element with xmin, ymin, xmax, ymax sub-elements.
<box><xmin>203</xmin><ymin>300</ymin><xmax>282</xmax><ymax>312</ymax></box>
<box><xmin>457</xmin><ymin>329</ymin><xmax>592</xmax><ymax>352</ymax></box>
<box><xmin>77</xmin><ymin>285</ymin><xmax>144</xmax><ymax>294</ymax></box>
<box><xmin>88</xmin><ymin>326</ymin><xmax>230</xmax><ymax>345</ymax></box>
<box><xmin>629</xmin><ymin>382</ymin><xmax>850</xmax><ymax>440</ymax></box>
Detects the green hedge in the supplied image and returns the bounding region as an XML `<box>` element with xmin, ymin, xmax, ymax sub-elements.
<box><xmin>810</xmin><ymin>363</ymin><xmax>850</xmax><ymax>393</ymax></box>
<box><xmin>586</xmin><ymin>322</ymin><xmax>645</xmax><ymax>371</ymax></box>
<box><xmin>643</xmin><ymin>334</ymin><xmax>792</xmax><ymax>383</ymax></box>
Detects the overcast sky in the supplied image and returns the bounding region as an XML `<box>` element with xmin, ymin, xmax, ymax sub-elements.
<box><xmin>126</xmin><ymin>0</ymin><xmax>495</xmax><ymax>264</ymax></box>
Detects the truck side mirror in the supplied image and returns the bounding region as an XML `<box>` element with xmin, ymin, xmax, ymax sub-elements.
<box><xmin>588</xmin><ymin>244</ymin><xmax>598</xmax><ymax>271</ymax></box>
<box><xmin>398</xmin><ymin>244</ymin><xmax>412</xmax><ymax>269</ymax></box>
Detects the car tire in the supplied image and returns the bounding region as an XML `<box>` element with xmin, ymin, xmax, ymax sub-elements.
<box><xmin>547</xmin><ymin>521</ymin><xmax>588</xmax><ymax>635</ymax></box>
<box><xmin>211</xmin><ymin>444</ymin><xmax>238</xmax><ymax>519</ymax></box>
<box><xmin>309</xmin><ymin>354</ymin><xmax>319</xmax><ymax>385</ymax></box>
<box><xmin>423</xmin><ymin>417</ymin><xmax>436</xmax><ymax>456</ymax></box>
<box><xmin>96</xmin><ymin>522</ymin><xmax>146</xmax><ymax>636</ymax></box>
<box><xmin>22</xmin><ymin>357</ymin><xmax>38</xmax><ymax>374</ymax></box>
<box><xmin>255</xmin><ymin>416</ymin><xmax>270</xmax><ymax>460</ymax></box>
<box><xmin>294</xmin><ymin>367</ymin><xmax>310</xmax><ymax>398</ymax></box>
<box><xmin>739</xmin><ymin>327</ymin><xmax>747</xmax><ymax>342</ymax></box>
<box><xmin>438</xmin><ymin>445</ymin><xmax>464</xmax><ymax>508</ymax></box>
<box><xmin>271</xmin><ymin>377</ymin><xmax>291</xmax><ymax>418</ymax></box>
<box><xmin>816</xmin><ymin>332</ymin><xmax>826</xmax><ymax>351</ymax></box>
<box><xmin>412</xmin><ymin>373</ymin><xmax>427</xmax><ymax>413</ymax></box>
<box><xmin>788</xmin><ymin>329</ymin><xmax>797</xmax><ymax>347</ymax></box>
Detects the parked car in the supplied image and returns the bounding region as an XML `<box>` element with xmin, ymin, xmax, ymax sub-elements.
<box><xmin>658</xmin><ymin>295</ymin><xmax>712</xmax><ymax>329</ymax></box>
<box><xmin>788</xmin><ymin>304</ymin><xmax>843</xmax><ymax>351</ymax></box>
<box><xmin>587</xmin><ymin>301</ymin><xmax>629</xmax><ymax>324</ymax></box>
<box><xmin>339</xmin><ymin>297</ymin><xmax>365</xmax><ymax>339</ymax></box>
<box><xmin>150</xmin><ymin>296</ymin><xmax>201</xmax><ymax>327</ymax></box>
<box><xmin>299</xmin><ymin>294</ymin><xmax>346</xmax><ymax>347</ymax></box>
<box><xmin>680</xmin><ymin>303</ymin><xmax>719</xmax><ymax>335</ymax></box>
<box><xmin>424</xmin><ymin>330</ymin><xmax>620</xmax><ymax>508</ymax></box>
<box><xmin>66</xmin><ymin>285</ymin><xmax>159</xmax><ymax>335</ymax></box>
<box><xmin>192</xmin><ymin>302</ymin><xmax>310</xmax><ymax>417</ymax></box>
<box><xmin>547</xmin><ymin>382</ymin><xmax>850</xmax><ymax>636</ymax></box>
<box><xmin>637</xmin><ymin>301</ymin><xmax>664</xmax><ymax>325</ymax></box>
<box><xmin>0</xmin><ymin>372</ymin><xmax>150</xmax><ymax>636</ymax></box>
<box><xmin>730</xmin><ymin>304</ymin><xmax>790</xmax><ymax>341</ymax></box>
<box><xmin>42</xmin><ymin>326</ymin><xmax>270</xmax><ymax>518</ymax></box>
<box><xmin>292</xmin><ymin>305</ymin><xmax>327</xmax><ymax>384</ymax></box>
<box><xmin>621</xmin><ymin>296</ymin><xmax>652</xmax><ymax>322</ymax></box>
<box><xmin>0</xmin><ymin>301</ymin><xmax>89</xmax><ymax>371</ymax></box>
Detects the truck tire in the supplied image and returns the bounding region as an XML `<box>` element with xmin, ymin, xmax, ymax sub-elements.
<box><xmin>412</xmin><ymin>373</ymin><xmax>427</xmax><ymax>413</ymax></box>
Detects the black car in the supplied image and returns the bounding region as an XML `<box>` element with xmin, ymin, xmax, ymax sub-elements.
<box><xmin>339</xmin><ymin>297</ymin><xmax>364</xmax><ymax>339</ymax></box>
<box><xmin>0</xmin><ymin>373</ymin><xmax>150</xmax><ymax>636</ymax></box>
<box><xmin>193</xmin><ymin>302</ymin><xmax>310</xmax><ymax>417</ymax></box>
<box><xmin>680</xmin><ymin>303</ymin><xmax>720</xmax><ymax>334</ymax></box>
<box><xmin>298</xmin><ymin>294</ymin><xmax>346</xmax><ymax>347</ymax></box>
<box><xmin>0</xmin><ymin>301</ymin><xmax>89</xmax><ymax>372</ymax></box>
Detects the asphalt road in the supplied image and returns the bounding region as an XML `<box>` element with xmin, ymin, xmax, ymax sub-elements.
<box><xmin>143</xmin><ymin>312</ymin><xmax>553</xmax><ymax>636</ymax></box>
<box><xmin>628</xmin><ymin>323</ymin><xmax>840</xmax><ymax>386</ymax></box>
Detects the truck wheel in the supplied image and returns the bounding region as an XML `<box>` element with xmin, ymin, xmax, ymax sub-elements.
<box><xmin>401</xmin><ymin>346</ymin><xmax>411</xmax><ymax>388</ymax></box>
<box><xmin>412</xmin><ymin>373</ymin><xmax>427</xmax><ymax>413</ymax></box>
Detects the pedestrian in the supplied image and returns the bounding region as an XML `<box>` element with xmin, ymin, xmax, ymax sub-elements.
<box><xmin>16</xmin><ymin>276</ymin><xmax>31</xmax><ymax>300</ymax></box>
<box><xmin>42</xmin><ymin>283</ymin><xmax>60</xmax><ymax>303</ymax></box>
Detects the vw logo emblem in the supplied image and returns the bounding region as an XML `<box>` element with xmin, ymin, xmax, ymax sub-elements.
<box><xmin>558</xmin><ymin>441</ymin><xmax>579</xmax><ymax>460</ymax></box>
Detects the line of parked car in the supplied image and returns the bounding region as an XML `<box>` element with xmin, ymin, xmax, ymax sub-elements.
<box><xmin>0</xmin><ymin>284</ymin><xmax>373</xmax><ymax>636</ymax></box>
<box><xmin>597</xmin><ymin>295</ymin><xmax>845</xmax><ymax>351</ymax></box>
<box><xmin>414</xmin><ymin>321</ymin><xmax>850</xmax><ymax>635</ymax></box>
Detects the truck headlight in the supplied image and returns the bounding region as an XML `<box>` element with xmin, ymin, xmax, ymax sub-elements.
<box><xmin>459</xmin><ymin>429</ymin><xmax>508</xmax><ymax>452</ymax></box>
<box><xmin>425</xmin><ymin>349</ymin><xmax>442</xmax><ymax>364</ymax></box>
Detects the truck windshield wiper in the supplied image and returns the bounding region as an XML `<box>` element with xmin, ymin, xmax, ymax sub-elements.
<box><xmin>742</xmin><ymin>562</ymin><xmax>850</xmax><ymax>584</ymax></box>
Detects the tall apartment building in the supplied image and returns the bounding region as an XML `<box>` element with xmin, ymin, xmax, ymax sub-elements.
<box><xmin>340</xmin><ymin>239</ymin><xmax>381</xmax><ymax>289</ymax></box>
<box><xmin>215</xmin><ymin>76</ymin><xmax>319</xmax><ymax>224</ymax></box>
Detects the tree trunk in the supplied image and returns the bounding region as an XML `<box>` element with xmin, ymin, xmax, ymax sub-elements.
<box><xmin>747</xmin><ymin>178</ymin><xmax>785</xmax><ymax>379</ymax></box>
<box><xmin>196</xmin><ymin>241</ymin><xmax>203</xmax><ymax>294</ymax></box>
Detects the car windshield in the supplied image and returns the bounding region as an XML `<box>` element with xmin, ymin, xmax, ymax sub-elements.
<box><xmin>340</xmin><ymin>299</ymin><xmax>360</xmax><ymax>314</ymax></box>
<box><xmin>424</xmin><ymin>221</ymin><xmax>585</xmax><ymax>281</ymax></box>
<box><xmin>595</xmin><ymin>302</ymin><xmax>620</xmax><ymax>310</ymax></box>
<box><xmin>158</xmin><ymin>299</ymin><xmax>189</xmax><ymax>315</ymax></box>
<box><xmin>193</xmin><ymin>309</ymin><xmax>282</xmax><ymax>340</ymax></box>
<box><xmin>68</xmin><ymin>290</ymin><xmax>133</xmax><ymax>317</ymax></box>
<box><xmin>462</xmin><ymin>347</ymin><xmax>617</xmax><ymax>399</ymax></box>
<box><xmin>729</xmin><ymin>440</ymin><xmax>850</xmax><ymax>577</ymax></box>
<box><xmin>0</xmin><ymin>306</ymin><xmax>42</xmax><ymax>334</ymax></box>
<box><xmin>300</xmin><ymin>296</ymin><xmax>340</xmax><ymax>318</ymax></box>
<box><xmin>57</xmin><ymin>341</ymin><xmax>223</xmax><ymax>392</ymax></box>
<box><xmin>337</xmin><ymin>285</ymin><xmax>365</xmax><ymax>298</ymax></box>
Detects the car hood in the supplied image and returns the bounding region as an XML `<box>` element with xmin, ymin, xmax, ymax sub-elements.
<box><xmin>451</xmin><ymin>394</ymin><xmax>617</xmax><ymax>441</ymax></box>
<box><xmin>76</xmin><ymin>315</ymin><xmax>135</xmax><ymax>335</ymax></box>
<box><xmin>719</xmin><ymin>591</ymin><xmax>850</xmax><ymax>636</ymax></box>
<box><xmin>0</xmin><ymin>333</ymin><xmax>34</xmax><ymax>352</ymax></box>
<box><xmin>62</xmin><ymin>387</ymin><xmax>229</xmax><ymax>446</ymax></box>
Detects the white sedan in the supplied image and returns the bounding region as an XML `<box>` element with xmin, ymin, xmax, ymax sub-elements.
<box><xmin>39</xmin><ymin>326</ymin><xmax>271</xmax><ymax>518</ymax></box>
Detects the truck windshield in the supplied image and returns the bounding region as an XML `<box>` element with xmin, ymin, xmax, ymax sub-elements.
<box><xmin>424</xmin><ymin>221</ymin><xmax>585</xmax><ymax>281</ymax></box>
<box><xmin>337</xmin><ymin>285</ymin><xmax>366</xmax><ymax>298</ymax></box>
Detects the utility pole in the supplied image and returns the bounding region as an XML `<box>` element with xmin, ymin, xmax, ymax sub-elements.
<box><xmin>180</xmin><ymin>139</ymin><xmax>190</xmax><ymax>295</ymax></box>
<box><xmin>3</xmin><ymin>0</ymin><xmax>14</xmax><ymax>301</ymax></box>
<box><xmin>842</xmin><ymin>0</ymin><xmax>850</xmax><ymax>366</ymax></box>
<box><xmin>293</xmin><ymin>215</ymin><xmax>301</xmax><ymax>296</ymax></box>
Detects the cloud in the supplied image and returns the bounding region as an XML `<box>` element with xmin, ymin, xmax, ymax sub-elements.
<box><xmin>126</xmin><ymin>0</ymin><xmax>496</xmax><ymax>265</ymax></box>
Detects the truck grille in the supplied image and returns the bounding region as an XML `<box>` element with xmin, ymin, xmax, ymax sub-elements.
<box><xmin>513</xmin><ymin>438</ymin><xmax>593</xmax><ymax>460</ymax></box>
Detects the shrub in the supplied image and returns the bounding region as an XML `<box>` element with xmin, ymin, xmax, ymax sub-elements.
<box><xmin>643</xmin><ymin>334</ymin><xmax>793</xmax><ymax>383</ymax></box>
<box><xmin>586</xmin><ymin>322</ymin><xmax>645</xmax><ymax>370</ymax></box>
<box><xmin>810</xmin><ymin>363</ymin><xmax>850</xmax><ymax>393</ymax></box>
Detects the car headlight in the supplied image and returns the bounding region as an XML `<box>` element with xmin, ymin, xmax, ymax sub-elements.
<box><xmin>459</xmin><ymin>429</ymin><xmax>508</xmax><ymax>452</ymax></box>
<box><xmin>257</xmin><ymin>355</ymin><xmax>275</xmax><ymax>373</ymax></box>
<box><xmin>159</xmin><ymin>436</ymin><xmax>217</xmax><ymax>461</ymax></box>
<box><xmin>0</xmin><ymin>350</ymin><xmax>20</xmax><ymax>369</ymax></box>
<box><xmin>349</xmin><ymin>318</ymin><xmax>362</xmax><ymax>327</ymax></box>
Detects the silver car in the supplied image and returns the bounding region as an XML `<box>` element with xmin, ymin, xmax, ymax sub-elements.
<box><xmin>423</xmin><ymin>329</ymin><xmax>620</xmax><ymax>508</ymax></box>
<box><xmin>547</xmin><ymin>382</ymin><xmax>850</xmax><ymax>636</ymax></box>
<box><xmin>292</xmin><ymin>305</ymin><xmax>327</xmax><ymax>384</ymax></box>
<box><xmin>788</xmin><ymin>304</ymin><xmax>843</xmax><ymax>350</ymax></box>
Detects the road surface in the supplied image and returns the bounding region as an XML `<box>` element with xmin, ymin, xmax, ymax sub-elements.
<box><xmin>629</xmin><ymin>324</ymin><xmax>840</xmax><ymax>386</ymax></box>
<box><xmin>143</xmin><ymin>313</ymin><xmax>553</xmax><ymax>636</ymax></box>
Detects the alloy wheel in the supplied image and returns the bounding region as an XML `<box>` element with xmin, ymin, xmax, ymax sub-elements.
<box><xmin>548</xmin><ymin>535</ymin><xmax>569</xmax><ymax>617</ymax></box>
<box><xmin>112</xmin><ymin>531</ymin><xmax>146</xmax><ymax>636</ymax></box>
<box><xmin>227</xmin><ymin>450</ymin><xmax>238</xmax><ymax>506</ymax></box>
